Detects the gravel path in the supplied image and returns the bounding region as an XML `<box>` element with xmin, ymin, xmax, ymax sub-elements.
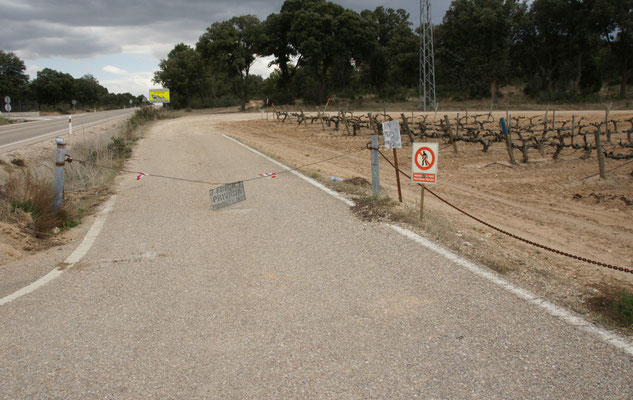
<box><xmin>1</xmin><ymin>114</ymin><xmax>632</xmax><ymax>399</ymax></box>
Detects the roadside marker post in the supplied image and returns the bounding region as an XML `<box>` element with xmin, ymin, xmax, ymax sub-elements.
<box><xmin>53</xmin><ymin>138</ymin><xmax>66</xmax><ymax>211</ymax></box>
<box><xmin>68</xmin><ymin>116</ymin><xmax>72</xmax><ymax>135</ymax></box>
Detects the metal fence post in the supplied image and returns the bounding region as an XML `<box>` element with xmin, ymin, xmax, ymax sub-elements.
<box><xmin>370</xmin><ymin>135</ymin><xmax>380</xmax><ymax>197</ymax></box>
<box><xmin>53</xmin><ymin>138</ymin><xmax>66</xmax><ymax>211</ymax></box>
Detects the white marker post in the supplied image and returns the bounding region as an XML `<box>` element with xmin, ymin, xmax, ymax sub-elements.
<box><xmin>53</xmin><ymin>138</ymin><xmax>66</xmax><ymax>211</ymax></box>
<box><xmin>68</xmin><ymin>116</ymin><xmax>72</xmax><ymax>135</ymax></box>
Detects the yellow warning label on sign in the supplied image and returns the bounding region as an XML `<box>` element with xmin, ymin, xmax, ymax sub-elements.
<box><xmin>149</xmin><ymin>89</ymin><xmax>170</xmax><ymax>103</ymax></box>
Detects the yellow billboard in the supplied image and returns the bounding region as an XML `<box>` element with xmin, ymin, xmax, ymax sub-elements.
<box><xmin>149</xmin><ymin>88</ymin><xmax>170</xmax><ymax>103</ymax></box>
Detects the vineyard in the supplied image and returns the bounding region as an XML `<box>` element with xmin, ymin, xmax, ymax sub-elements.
<box><xmin>271</xmin><ymin>107</ymin><xmax>633</xmax><ymax>167</ymax></box>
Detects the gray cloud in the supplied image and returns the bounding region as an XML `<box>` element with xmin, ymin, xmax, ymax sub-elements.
<box><xmin>1</xmin><ymin>0</ymin><xmax>451</xmax><ymax>60</ymax></box>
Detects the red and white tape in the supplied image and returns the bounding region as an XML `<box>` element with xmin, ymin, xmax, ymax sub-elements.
<box><xmin>258</xmin><ymin>172</ymin><xmax>277</xmax><ymax>179</ymax></box>
<box><xmin>136</xmin><ymin>172</ymin><xmax>148</xmax><ymax>180</ymax></box>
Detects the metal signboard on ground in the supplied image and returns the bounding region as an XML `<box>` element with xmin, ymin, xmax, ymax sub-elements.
<box><xmin>149</xmin><ymin>88</ymin><xmax>170</xmax><ymax>103</ymax></box>
<box><xmin>209</xmin><ymin>181</ymin><xmax>246</xmax><ymax>209</ymax></box>
<box><xmin>382</xmin><ymin>120</ymin><xmax>402</xmax><ymax>149</ymax></box>
<box><xmin>411</xmin><ymin>142</ymin><xmax>438</xmax><ymax>184</ymax></box>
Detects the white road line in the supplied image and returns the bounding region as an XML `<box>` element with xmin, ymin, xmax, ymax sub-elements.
<box><xmin>0</xmin><ymin>196</ymin><xmax>117</xmax><ymax>306</ymax></box>
<box><xmin>223</xmin><ymin>134</ymin><xmax>354</xmax><ymax>206</ymax></box>
<box><xmin>225</xmin><ymin>133</ymin><xmax>633</xmax><ymax>357</ymax></box>
<box><xmin>0</xmin><ymin>111</ymin><xmax>134</xmax><ymax>151</ymax></box>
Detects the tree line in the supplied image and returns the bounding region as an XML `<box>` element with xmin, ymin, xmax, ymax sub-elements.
<box><xmin>0</xmin><ymin>50</ymin><xmax>141</xmax><ymax>112</ymax></box>
<box><xmin>154</xmin><ymin>0</ymin><xmax>632</xmax><ymax>109</ymax></box>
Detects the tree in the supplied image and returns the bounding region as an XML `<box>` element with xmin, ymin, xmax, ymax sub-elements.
<box><xmin>513</xmin><ymin>0</ymin><xmax>600</xmax><ymax>97</ymax></box>
<box><xmin>359</xmin><ymin>7</ymin><xmax>418</xmax><ymax>95</ymax></box>
<box><xmin>197</xmin><ymin>15</ymin><xmax>265</xmax><ymax>111</ymax></box>
<box><xmin>593</xmin><ymin>0</ymin><xmax>633</xmax><ymax>97</ymax></box>
<box><xmin>282</xmin><ymin>0</ymin><xmax>369</xmax><ymax>103</ymax></box>
<box><xmin>154</xmin><ymin>43</ymin><xmax>207</xmax><ymax>108</ymax></box>
<box><xmin>260</xmin><ymin>12</ymin><xmax>298</xmax><ymax>103</ymax></box>
<box><xmin>74</xmin><ymin>74</ymin><xmax>108</xmax><ymax>106</ymax></box>
<box><xmin>0</xmin><ymin>51</ymin><xmax>30</xmax><ymax>99</ymax></box>
<box><xmin>436</xmin><ymin>0</ymin><xmax>522</xmax><ymax>101</ymax></box>
<box><xmin>30</xmin><ymin>68</ymin><xmax>74</xmax><ymax>106</ymax></box>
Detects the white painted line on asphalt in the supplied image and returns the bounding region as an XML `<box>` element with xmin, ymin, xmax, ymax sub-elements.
<box><xmin>389</xmin><ymin>224</ymin><xmax>633</xmax><ymax>357</ymax></box>
<box><xmin>222</xmin><ymin>134</ymin><xmax>354</xmax><ymax>206</ymax></box>
<box><xmin>0</xmin><ymin>111</ymin><xmax>135</xmax><ymax>151</ymax></box>
<box><xmin>223</xmin><ymin>133</ymin><xmax>633</xmax><ymax>357</ymax></box>
<box><xmin>0</xmin><ymin>196</ymin><xmax>117</xmax><ymax>306</ymax></box>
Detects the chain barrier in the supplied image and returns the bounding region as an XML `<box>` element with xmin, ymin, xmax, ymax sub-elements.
<box><xmin>65</xmin><ymin>144</ymin><xmax>368</xmax><ymax>187</ymax></box>
<box><xmin>369</xmin><ymin>144</ymin><xmax>633</xmax><ymax>275</ymax></box>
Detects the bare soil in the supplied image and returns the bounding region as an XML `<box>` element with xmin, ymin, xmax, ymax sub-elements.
<box><xmin>219</xmin><ymin>110</ymin><xmax>633</xmax><ymax>332</ymax></box>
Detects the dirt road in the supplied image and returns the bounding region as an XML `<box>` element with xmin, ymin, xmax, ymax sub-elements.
<box><xmin>1</xmin><ymin>113</ymin><xmax>632</xmax><ymax>398</ymax></box>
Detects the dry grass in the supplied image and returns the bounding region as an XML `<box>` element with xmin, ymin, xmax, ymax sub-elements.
<box><xmin>3</xmin><ymin>171</ymin><xmax>69</xmax><ymax>237</ymax></box>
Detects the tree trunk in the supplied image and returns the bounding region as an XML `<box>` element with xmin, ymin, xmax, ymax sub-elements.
<box><xmin>319</xmin><ymin>62</ymin><xmax>328</xmax><ymax>104</ymax></box>
<box><xmin>620</xmin><ymin>64</ymin><xmax>629</xmax><ymax>98</ymax></box>
<box><xmin>490</xmin><ymin>78</ymin><xmax>497</xmax><ymax>103</ymax></box>
<box><xmin>573</xmin><ymin>53</ymin><xmax>582</xmax><ymax>95</ymax></box>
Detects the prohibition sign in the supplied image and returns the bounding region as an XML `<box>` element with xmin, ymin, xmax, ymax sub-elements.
<box><xmin>414</xmin><ymin>146</ymin><xmax>435</xmax><ymax>170</ymax></box>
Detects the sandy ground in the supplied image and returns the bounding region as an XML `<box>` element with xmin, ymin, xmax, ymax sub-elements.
<box><xmin>2</xmin><ymin>108</ymin><xmax>632</xmax><ymax>329</ymax></box>
<box><xmin>218</xmin><ymin>110</ymin><xmax>633</xmax><ymax>325</ymax></box>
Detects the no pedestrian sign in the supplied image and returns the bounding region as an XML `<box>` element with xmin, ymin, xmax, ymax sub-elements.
<box><xmin>411</xmin><ymin>142</ymin><xmax>438</xmax><ymax>184</ymax></box>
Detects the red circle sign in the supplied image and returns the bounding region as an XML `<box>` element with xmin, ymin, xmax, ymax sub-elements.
<box><xmin>414</xmin><ymin>147</ymin><xmax>435</xmax><ymax>170</ymax></box>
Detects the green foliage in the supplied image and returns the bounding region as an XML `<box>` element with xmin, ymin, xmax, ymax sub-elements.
<box><xmin>196</xmin><ymin>15</ymin><xmax>265</xmax><ymax>111</ymax></box>
<box><xmin>611</xmin><ymin>291</ymin><xmax>633</xmax><ymax>328</ymax></box>
<box><xmin>0</xmin><ymin>50</ymin><xmax>30</xmax><ymax>99</ymax></box>
<box><xmin>11</xmin><ymin>199</ymin><xmax>42</xmax><ymax>219</ymax></box>
<box><xmin>107</xmin><ymin>137</ymin><xmax>133</xmax><ymax>159</ymax></box>
<box><xmin>154</xmin><ymin>43</ymin><xmax>207</xmax><ymax>108</ymax></box>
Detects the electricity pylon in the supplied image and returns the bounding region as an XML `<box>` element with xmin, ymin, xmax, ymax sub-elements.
<box><xmin>419</xmin><ymin>0</ymin><xmax>436</xmax><ymax>111</ymax></box>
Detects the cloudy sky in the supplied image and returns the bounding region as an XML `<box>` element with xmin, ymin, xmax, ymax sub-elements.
<box><xmin>1</xmin><ymin>0</ymin><xmax>451</xmax><ymax>97</ymax></box>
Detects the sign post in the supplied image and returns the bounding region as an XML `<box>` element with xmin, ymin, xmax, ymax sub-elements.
<box><xmin>411</xmin><ymin>142</ymin><xmax>439</xmax><ymax>220</ymax></box>
<box><xmin>3</xmin><ymin>96</ymin><xmax>11</xmax><ymax>118</ymax></box>
<box><xmin>382</xmin><ymin>120</ymin><xmax>403</xmax><ymax>202</ymax></box>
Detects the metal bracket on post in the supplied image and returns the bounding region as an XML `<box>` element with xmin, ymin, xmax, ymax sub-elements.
<box><xmin>53</xmin><ymin>138</ymin><xmax>66</xmax><ymax>211</ymax></box>
<box><xmin>370</xmin><ymin>135</ymin><xmax>380</xmax><ymax>197</ymax></box>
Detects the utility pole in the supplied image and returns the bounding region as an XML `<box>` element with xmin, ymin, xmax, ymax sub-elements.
<box><xmin>419</xmin><ymin>0</ymin><xmax>436</xmax><ymax>111</ymax></box>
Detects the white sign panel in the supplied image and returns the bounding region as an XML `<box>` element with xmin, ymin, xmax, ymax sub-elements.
<box><xmin>4</xmin><ymin>96</ymin><xmax>10</xmax><ymax>104</ymax></box>
<box><xmin>382</xmin><ymin>120</ymin><xmax>402</xmax><ymax>149</ymax></box>
<box><xmin>210</xmin><ymin>181</ymin><xmax>246</xmax><ymax>209</ymax></box>
<box><xmin>411</xmin><ymin>142</ymin><xmax>438</xmax><ymax>185</ymax></box>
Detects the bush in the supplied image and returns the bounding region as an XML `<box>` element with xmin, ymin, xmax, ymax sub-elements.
<box><xmin>107</xmin><ymin>137</ymin><xmax>133</xmax><ymax>159</ymax></box>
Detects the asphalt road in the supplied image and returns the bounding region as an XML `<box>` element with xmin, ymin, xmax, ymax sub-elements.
<box><xmin>1</xmin><ymin>114</ymin><xmax>632</xmax><ymax>398</ymax></box>
<box><xmin>0</xmin><ymin>108</ymin><xmax>136</xmax><ymax>153</ymax></box>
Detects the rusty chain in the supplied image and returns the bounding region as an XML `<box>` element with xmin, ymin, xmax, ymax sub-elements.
<box><xmin>368</xmin><ymin>145</ymin><xmax>633</xmax><ymax>275</ymax></box>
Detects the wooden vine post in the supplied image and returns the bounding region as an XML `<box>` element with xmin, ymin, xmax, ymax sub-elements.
<box><xmin>594</xmin><ymin>128</ymin><xmax>606</xmax><ymax>179</ymax></box>
<box><xmin>443</xmin><ymin>115</ymin><xmax>458</xmax><ymax>153</ymax></box>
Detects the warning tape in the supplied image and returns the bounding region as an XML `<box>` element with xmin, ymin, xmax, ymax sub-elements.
<box><xmin>66</xmin><ymin>144</ymin><xmax>366</xmax><ymax>187</ymax></box>
<box><xmin>370</xmin><ymin>145</ymin><xmax>633</xmax><ymax>275</ymax></box>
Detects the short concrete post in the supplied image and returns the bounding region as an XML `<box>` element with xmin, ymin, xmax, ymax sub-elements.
<box><xmin>370</xmin><ymin>135</ymin><xmax>380</xmax><ymax>197</ymax></box>
<box><xmin>53</xmin><ymin>138</ymin><xmax>66</xmax><ymax>211</ymax></box>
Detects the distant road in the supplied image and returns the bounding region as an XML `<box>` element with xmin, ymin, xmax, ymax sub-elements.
<box><xmin>0</xmin><ymin>108</ymin><xmax>136</xmax><ymax>153</ymax></box>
